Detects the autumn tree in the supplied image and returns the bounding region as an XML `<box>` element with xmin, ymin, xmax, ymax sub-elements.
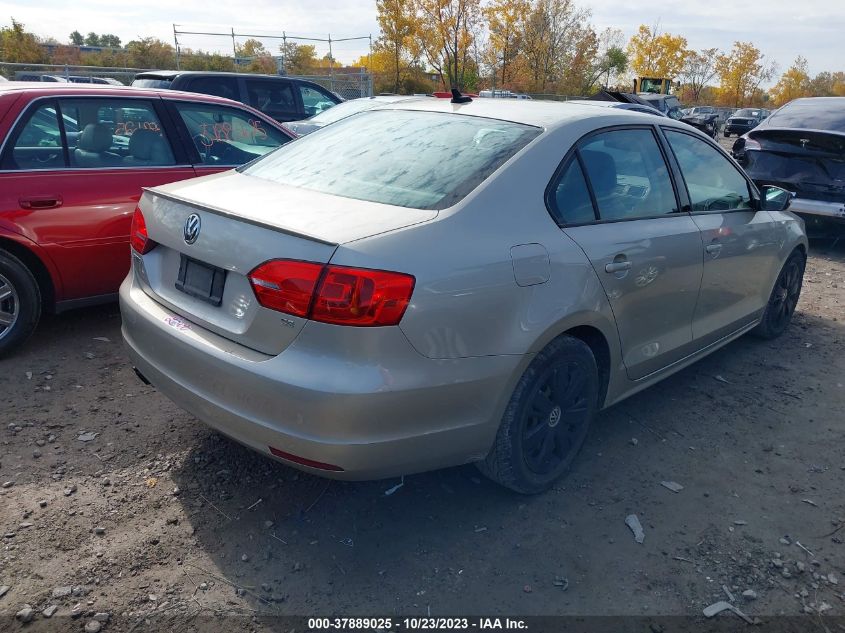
<box><xmin>627</xmin><ymin>24</ymin><xmax>689</xmax><ymax>79</ymax></box>
<box><xmin>236</xmin><ymin>39</ymin><xmax>277</xmax><ymax>74</ymax></box>
<box><xmin>180</xmin><ymin>50</ymin><xmax>236</xmax><ymax>72</ymax></box>
<box><xmin>679</xmin><ymin>47</ymin><xmax>719</xmax><ymax>102</ymax></box>
<box><xmin>715</xmin><ymin>41</ymin><xmax>775</xmax><ymax>107</ymax></box>
<box><xmin>0</xmin><ymin>19</ymin><xmax>48</xmax><ymax>63</ymax></box>
<box><xmin>125</xmin><ymin>37</ymin><xmax>175</xmax><ymax>69</ymax></box>
<box><xmin>416</xmin><ymin>0</ymin><xmax>482</xmax><ymax>90</ymax></box>
<box><xmin>521</xmin><ymin>0</ymin><xmax>594</xmax><ymax>93</ymax></box>
<box><xmin>375</xmin><ymin>0</ymin><xmax>417</xmax><ymax>92</ymax></box>
<box><xmin>807</xmin><ymin>71</ymin><xmax>845</xmax><ymax>97</ymax></box>
<box><xmin>483</xmin><ymin>0</ymin><xmax>529</xmax><ymax>88</ymax></box>
<box><xmin>770</xmin><ymin>56</ymin><xmax>811</xmax><ymax>105</ymax></box>
<box><xmin>279</xmin><ymin>42</ymin><xmax>318</xmax><ymax>75</ymax></box>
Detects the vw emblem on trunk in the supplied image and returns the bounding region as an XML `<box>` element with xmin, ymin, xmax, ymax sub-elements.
<box><xmin>183</xmin><ymin>213</ymin><xmax>201</xmax><ymax>245</ymax></box>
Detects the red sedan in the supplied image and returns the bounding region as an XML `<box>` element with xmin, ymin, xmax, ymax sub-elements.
<box><xmin>0</xmin><ymin>82</ymin><xmax>294</xmax><ymax>355</ymax></box>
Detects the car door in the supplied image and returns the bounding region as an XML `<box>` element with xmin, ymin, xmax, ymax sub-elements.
<box><xmin>548</xmin><ymin>126</ymin><xmax>704</xmax><ymax>380</ymax></box>
<box><xmin>165</xmin><ymin>99</ymin><xmax>293</xmax><ymax>178</ymax></box>
<box><xmin>0</xmin><ymin>96</ymin><xmax>195</xmax><ymax>303</ymax></box>
<box><xmin>662</xmin><ymin>128</ymin><xmax>782</xmax><ymax>347</ymax></box>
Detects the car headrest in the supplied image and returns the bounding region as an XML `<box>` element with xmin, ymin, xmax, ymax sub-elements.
<box><xmin>78</xmin><ymin>123</ymin><xmax>113</xmax><ymax>153</ymax></box>
<box><xmin>128</xmin><ymin>129</ymin><xmax>164</xmax><ymax>160</ymax></box>
<box><xmin>580</xmin><ymin>150</ymin><xmax>617</xmax><ymax>198</ymax></box>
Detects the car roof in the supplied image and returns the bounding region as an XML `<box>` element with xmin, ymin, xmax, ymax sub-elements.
<box><xmin>0</xmin><ymin>81</ymin><xmax>242</xmax><ymax>105</ymax></box>
<box><xmin>374</xmin><ymin>97</ymin><xmax>680</xmax><ymax>129</ymax></box>
<box><xmin>134</xmin><ymin>70</ymin><xmax>296</xmax><ymax>80</ymax></box>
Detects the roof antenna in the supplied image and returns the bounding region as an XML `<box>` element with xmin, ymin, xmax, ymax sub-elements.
<box><xmin>450</xmin><ymin>88</ymin><xmax>472</xmax><ymax>104</ymax></box>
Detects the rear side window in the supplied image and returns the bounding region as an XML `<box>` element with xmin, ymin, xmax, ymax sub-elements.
<box><xmin>132</xmin><ymin>78</ymin><xmax>174</xmax><ymax>89</ymax></box>
<box><xmin>245</xmin><ymin>79</ymin><xmax>298</xmax><ymax>120</ymax></box>
<box><xmin>173</xmin><ymin>102</ymin><xmax>291</xmax><ymax>166</ymax></box>
<box><xmin>0</xmin><ymin>101</ymin><xmax>65</xmax><ymax>170</ymax></box>
<box><xmin>59</xmin><ymin>98</ymin><xmax>175</xmax><ymax>168</ymax></box>
<box><xmin>664</xmin><ymin>129</ymin><xmax>752</xmax><ymax>212</ymax></box>
<box><xmin>549</xmin><ymin>159</ymin><xmax>595</xmax><ymax>225</ymax></box>
<box><xmin>298</xmin><ymin>84</ymin><xmax>338</xmax><ymax>117</ymax></box>
<box><xmin>577</xmin><ymin>128</ymin><xmax>677</xmax><ymax>221</ymax></box>
<box><xmin>243</xmin><ymin>110</ymin><xmax>541</xmax><ymax>210</ymax></box>
<box><xmin>186</xmin><ymin>76</ymin><xmax>239</xmax><ymax>101</ymax></box>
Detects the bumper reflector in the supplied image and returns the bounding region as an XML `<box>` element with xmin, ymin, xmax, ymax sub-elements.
<box><xmin>268</xmin><ymin>446</ymin><xmax>344</xmax><ymax>472</ymax></box>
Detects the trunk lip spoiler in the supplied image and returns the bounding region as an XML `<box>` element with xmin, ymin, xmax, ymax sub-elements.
<box><xmin>141</xmin><ymin>187</ymin><xmax>339</xmax><ymax>247</ymax></box>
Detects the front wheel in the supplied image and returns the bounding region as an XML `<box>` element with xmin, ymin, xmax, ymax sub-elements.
<box><xmin>477</xmin><ymin>335</ymin><xmax>599</xmax><ymax>494</ymax></box>
<box><xmin>0</xmin><ymin>250</ymin><xmax>41</xmax><ymax>357</ymax></box>
<box><xmin>752</xmin><ymin>251</ymin><xmax>805</xmax><ymax>339</ymax></box>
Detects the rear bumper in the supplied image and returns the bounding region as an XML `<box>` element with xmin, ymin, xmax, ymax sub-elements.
<box><xmin>119</xmin><ymin>277</ymin><xmax>524</xmax><ymax>480</ymax></box>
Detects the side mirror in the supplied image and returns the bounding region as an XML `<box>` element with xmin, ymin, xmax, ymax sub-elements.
<box><xmin>760</xmin><ymin>185</ymin><xmax>794</xmax><ymax>212</ymax></box>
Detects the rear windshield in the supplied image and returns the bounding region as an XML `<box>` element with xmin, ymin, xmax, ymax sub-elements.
<box><xmin>132</xmin><ymin>78</ymin><xmax>173</xmax><ymax>89</ymax></box>
<box><xmin>766</xmin><ymin>100</ymin><xmax>845</xmax><ymax>132</ymax></box>
<box><xmin>242</xmin><ymin>110</ymin><xmax>540</xmax><ymax>210</ymax></box>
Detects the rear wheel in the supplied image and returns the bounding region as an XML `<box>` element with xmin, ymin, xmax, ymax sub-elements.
<box><xmin>0</xmin><ymin>250</ymin><xmax>41</xmax><ymax>357</ymax></box>
<box><xmin>477</xmin><ymin>335</ymin><xmax>599</xmax><ymax>494</ymax></box>
<box><xmin>753</xmin><ymin>251</ymin><xmax>805</xmax><ymax>339</ymax></box>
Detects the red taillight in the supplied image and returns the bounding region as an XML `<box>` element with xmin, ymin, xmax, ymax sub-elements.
<box><xmin>248</xmin><ymin>259</ymin><xmax>414</xmax><ymax>327</ymax></box>
<box><xmin>130</xmin><ymin>206</ymin><xmax>155</xmax><ymax>254</ymax></box>
<box><xmin>248</xmin><ymin>260</ymin><xmax>323</xmax><ymax>318</ymax></box>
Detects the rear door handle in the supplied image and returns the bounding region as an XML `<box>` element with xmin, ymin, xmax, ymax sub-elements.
<box><xmin>19</xmin><ymin>196</ymin><xmax>62</xmax><ymax>210</ymax></box>
<box><xmin>705</xmin><ymin>243</ymin><xmax>722</xmax><ymax>255</ymax></box>
<box><xmin>605</xmin><ymin>261</ymin><xmax>632</xmax><ymax>273</ymax></box>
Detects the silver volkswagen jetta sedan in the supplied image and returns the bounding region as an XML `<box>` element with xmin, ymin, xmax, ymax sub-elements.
<box><xmin>120</xmin><ymin>98</ymin><xmax>806</xmax><ymax>493</ymax></box>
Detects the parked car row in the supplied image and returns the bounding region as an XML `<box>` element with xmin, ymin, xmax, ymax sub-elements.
<box><xmin>0</xmin><ymin>80</ymin><xmax>816</xmax><ymax>494</ymax></box>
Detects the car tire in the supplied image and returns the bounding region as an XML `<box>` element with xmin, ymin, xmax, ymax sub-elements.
<box><xmin>476</xmin><ymin>335</ymin><xmax>599</xmax><ymax>494</ymax></box>
<box><xmin>724</xmin><ymin>131</ymin><xmax>730</xmax><ymax>137</ymax></box>
<box><xmin>0</xmin><ymin>249</ymin><xmax>41</xmax><ymax>357</ymax></box>
<box><xmin>752</xmin><ymin>250</ymin><xmax>805</xmax><ymax>340</ymax></box>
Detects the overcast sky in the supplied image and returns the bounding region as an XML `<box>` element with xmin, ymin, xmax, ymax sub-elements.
<box><xmin>3</xmin><ymin>0</ymin><xmax>843</xmax><ymax>78</ymax></box>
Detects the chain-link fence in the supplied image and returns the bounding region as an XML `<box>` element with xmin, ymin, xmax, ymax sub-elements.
<box><xmin>0</xmin><ymin>63</ymin><xmax>373</xmax><ymax>100</ymax></box>
<box><xmin>0</xmin><ymin>62</ymin><xmax>149</xmax><ymax>85</ymax></box>
<box><xmin>295</xmin><ymin>72</ymin><xmax>373</xmax><ymax>99</ymax></box>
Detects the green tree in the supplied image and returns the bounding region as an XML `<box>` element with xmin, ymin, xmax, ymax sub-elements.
<box><xmin>0</xmin><ymin>19</ymin><xmax>47</xmax><ymax>63</ymax></box>
<box><xmin>99</xmin><ymin>34</ymin><xmax>121</xmax><ymax>48</ymax></box>
<box><xmin>84</xmin><ymin>32</ymin><xmax>101</xmax><ymax>46</ymax></box>
<box><xmin>279</xmin><ymin>42</ymin><xmax>317</xmax><ymax>75</ymax></box>
<box><xmin>69</xmin><ymin>30</ymin><xmax>84</xmax><ymax>45</ymax></box>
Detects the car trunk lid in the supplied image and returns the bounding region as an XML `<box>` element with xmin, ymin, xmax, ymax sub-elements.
<box><xmin>745</xmin><ymin>128</ymin><xmax>845</xmax><ymax>201</ymax></box>
<box><xmin>136</xmin><ymin>171</ymin><xmax>436</xmax><ymax>355</ymax></box>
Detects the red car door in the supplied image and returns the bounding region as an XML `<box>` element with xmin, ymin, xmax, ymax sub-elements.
<box><xmin>0</xmin><ymin>95</ymin><xmax>195</xmax><ymax>303</ymax></box>
<box><xmin>164</xmin><ymin>99</ymin><xmax>293</xmax><ymax>180</ymax></box>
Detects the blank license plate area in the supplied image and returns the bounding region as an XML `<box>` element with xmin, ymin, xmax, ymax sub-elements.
<box><xmin>175</xmin><ymin>255</ymin><xmax>226</xmax><ymax>307</ymax></box>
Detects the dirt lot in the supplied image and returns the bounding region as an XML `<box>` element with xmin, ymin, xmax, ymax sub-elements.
<box><xmin>1</xmin><ymin>241</ymin><xmax>844</xmax><ymax>632</ymax></box>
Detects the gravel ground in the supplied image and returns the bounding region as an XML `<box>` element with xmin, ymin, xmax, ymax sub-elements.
<box><xmin>1</xmin><ymin>241</ymin><xmax>843</xmax><ymax>632</ymax></box>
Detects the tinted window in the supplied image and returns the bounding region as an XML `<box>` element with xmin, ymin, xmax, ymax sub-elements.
<box><xmin>766</xmin><ymin>99</ymin><xmax>845</xmax><ymax>132</ymax></box>
<box><xmin>734</xmin><ymin>109</ymin><xmax>762</xmax><ymax>118</ymax></box>
<box><xmin>665</xmin><ymin>129</ymin><xmax>752</xmax><ymax>212</ymax></box>
<box><xmin>245</xmin><ymin>79</ymin><xmax>298</xmax><ymax>120</ymax></box>
<box><xmin>243</xmin><ymin>110</ymin><xmax>540</xmax><ymax>210</ymax></box>
<box><xmin>298</xmin><ymin>84</ymin><xmax>338</xmax><ymax>117</ymax></box>
<box><xmin>186</xmin><ymin>76</ymin><xmax>239</xmax><ymax>101</ymax></box>
<box><xmin>132</xmin><ymin>78</ymin><xmax>173</xmax><ymax>89</ymax></box>
<box><xmin>60</xmin><ymin>99</ymin><xmax>175</xmax><ymax>168</ymax></box>
<box><xmin>1</xmin><ymin>101</ymin><xmax>65</xmax><ymax>170</ymax></box>
<box><xmin>578</xmin><ymin>128</ymin><xmax>677</xmax><ymax>220</ymax></box>
<box><xmin>549</xmin><ymin>158</ymin><xmax>595</xmax><ymax>225</ymax></box>
<box><xmin>174</xmin><ymin>102</ymin><xmax>290</xmax><ymax>166</ymax></box>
